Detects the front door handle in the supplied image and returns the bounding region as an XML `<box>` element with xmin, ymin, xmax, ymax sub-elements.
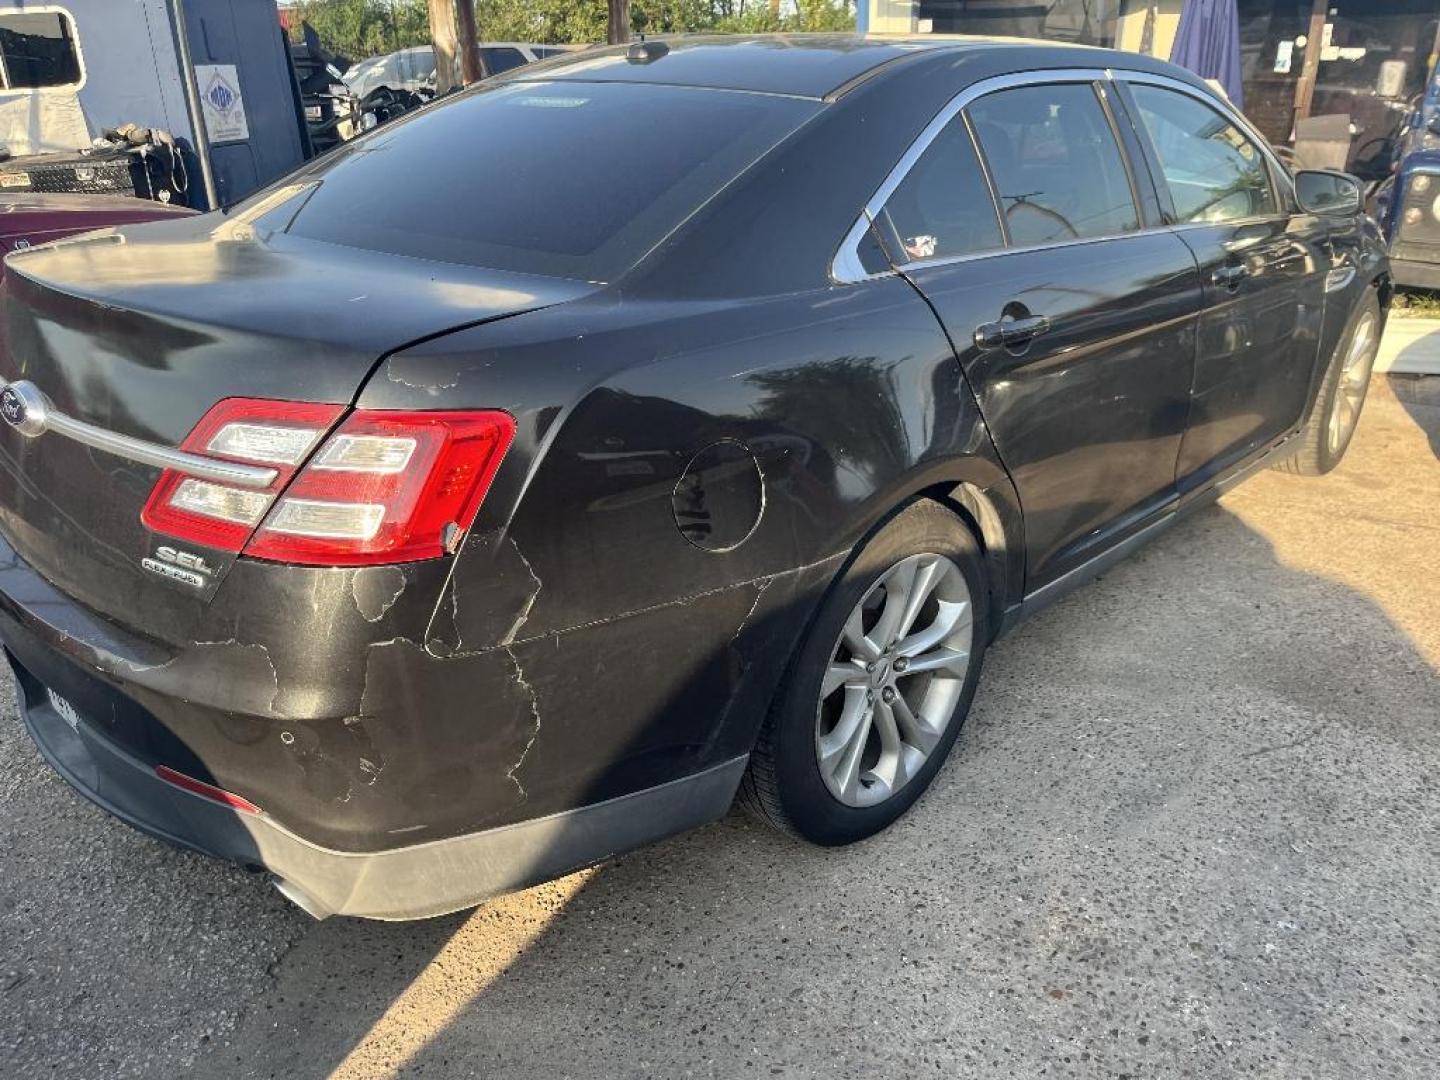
<box><xmin>1211</xmin><ymin>263</ymin><xmax>1250</xmax><ymax>289</ymax></box>
<box><xmin>974</xmin><ymin>314</ymin><xmax>1051</xmax><ymax>350</ymax></box>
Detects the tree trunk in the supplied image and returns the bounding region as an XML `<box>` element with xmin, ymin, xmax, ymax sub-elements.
<box><xmin>455</xmin><ymin>0</ymin><xmax>483</xmax><ymax>84</ymax></box>
<box><xmin>607</xmin><ymin>0</ymin><xmax>631</xmax><ymax>45</ymax></box>
<box><xmin>427</xmin><ymin>0</ymin><xmax>459</xmax><ymax>94</ymax></box>
<box><xmin>1290</xmin><ymin>0</ymin><xmax>1329</xmax><ymax>133</ymax></box>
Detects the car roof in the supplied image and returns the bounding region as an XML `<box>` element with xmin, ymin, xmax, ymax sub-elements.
<box><xmin>514</xmin><ymin>33</ymin><xmax>1109</xmax><ymax>100</ymax></box>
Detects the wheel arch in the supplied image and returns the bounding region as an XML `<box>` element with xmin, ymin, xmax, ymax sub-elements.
<box><xmin>813</xmin><ymin>455</ymin><xmax>1026</xmax><ymax>650</ymax></box>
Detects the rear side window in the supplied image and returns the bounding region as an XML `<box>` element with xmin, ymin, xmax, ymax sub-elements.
<box><xmin>878</xmin><ymin>117</ymin><xmax>1003</xmax><ymax>264</ymax></box>
<box><xmin>968</xmin><ymin>83</ymin><xmax>1140</xmax><ymax>247</ymax></box>
<box><xmin>0</xmin><ymin>12</ymin><xmax>81</xmax><ymax>89</ymax></box>
<box><xmin>1129</xmin><ymin>84</ymin><xmax>1277</xmax><ymax>224</ymax></box>
<box><xmin>281</xmin><ymin>81</ymin><xmax>816</xmax><ymax>282</ymax></box>
<box><xmin>479</xmin><ymin>47</ymin><xmax>527</xmax><ymax>75</ymax></box>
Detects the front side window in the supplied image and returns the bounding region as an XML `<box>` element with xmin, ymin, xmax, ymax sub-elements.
<box><xmin>0</xmin><ymin>12</ymin><xmax>81</xmax><ymax>90</ymax></box>
<box><xmin>877</xmin><ymin>116</ymin><xmax>1004</xmax><ymax>264</ymax></box>
<box><xmin>1129</xmin><ymin>84</ymin><xmax>1277</xmax><ymax>224</ymax></box>
<box><xmin>968</xmin><ymin>83</ymin><xmax>1140</xmax><ymax>246</ymax></box>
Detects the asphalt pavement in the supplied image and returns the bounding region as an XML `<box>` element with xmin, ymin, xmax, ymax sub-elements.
<box><xmin>2</xmin><ymin>373</ymin><xmax>1437</xmax><ymax>1080</ymax></box>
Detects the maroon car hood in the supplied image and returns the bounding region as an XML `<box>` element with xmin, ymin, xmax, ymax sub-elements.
<box><xmin>0</xmin><ymin>193</ymin><xmax>196</xmax><ymax>272</ymax></box>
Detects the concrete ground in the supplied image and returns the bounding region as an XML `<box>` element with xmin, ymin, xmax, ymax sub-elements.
<box><xmin>2</xmin><ymin>374</ymin><xmax>1438</xmax><ymax>1080</ymax></box>
<box><xmin>1376</xmin><ymin>315</ymin><xmax>1440</xmax><ymax>376</ymax></box>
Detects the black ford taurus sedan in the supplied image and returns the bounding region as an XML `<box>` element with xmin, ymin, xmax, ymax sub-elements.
<box><xmin>0</xmin><ymin>35</ymin><xmax>1387</xmax><ymax>919</ymax></box>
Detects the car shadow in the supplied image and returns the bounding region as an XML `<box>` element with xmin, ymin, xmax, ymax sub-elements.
<box><xmin>199</xmin><ymin>492</ymin><xmax>1440</xmax><ymax>1080</ymax></box>
<box><xmin>1386</xmin><ymin>372</ymin><xmax>1440</xmax><ymax>458</ymax></box>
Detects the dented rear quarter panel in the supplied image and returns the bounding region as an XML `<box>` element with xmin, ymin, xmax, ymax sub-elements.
<box><xmin>346</xmin><ymin>276</ymin><xmax>1022</xmax><ymax>840</ymax></box>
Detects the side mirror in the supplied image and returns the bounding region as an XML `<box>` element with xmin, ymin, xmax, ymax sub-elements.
<box><xmin>1295</xmin><ymin>169</ymin><xmax>1362</xmax><ymax>215</ymax></box>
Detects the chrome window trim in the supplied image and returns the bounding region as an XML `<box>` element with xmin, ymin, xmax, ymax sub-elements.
<box><xmin>0</xmin><ymin>377</ymin><xmax>279</xmax><ymax>488</ymax></box>
<box><xmin>1092</xmin><ymin>78</ymin><xmax>1149</xmax><ymax>234</ymax></box>
<box><xmin>895</xmin><ymin>224</ymin><xmax>1180</xmax><ymax>275</ymax></box>
<box><xmin>832</xmin><ymin>212</ymin><xmax>889</xmax><ymax>282</ymax></box>
<box><xmin>831</xmin><ymin>67</ymin><xmax>1115</xmax><ymax>284</ymax></box>
<box><xmin>830</xmin><ymin>66</ymin><xmax>1297</xmax><ymax>285</ymax></box>
<box><xmin>888</xmin><ymin>218</ymin><xmax>1293</xmax><ymax>278</ymax></box>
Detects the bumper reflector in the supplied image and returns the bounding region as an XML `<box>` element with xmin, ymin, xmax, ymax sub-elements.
<box><xmin>155</xmin><ymin>765</ymin><xmax>261</xmax><ymax>815</ymax></box>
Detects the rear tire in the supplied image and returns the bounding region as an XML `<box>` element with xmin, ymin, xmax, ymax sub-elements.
<box><xmin>1274</xmin><ymin>292</ymin><xmax>1380</xmax><ymax>476</ymax></box>
<box><xmin>739</xmin><ymin>499</ymin><xmax>988</xmax><ymax>846</ymax></box>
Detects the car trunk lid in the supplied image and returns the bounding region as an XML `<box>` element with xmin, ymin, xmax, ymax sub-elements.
<box><xmin>0</xmin><ymin>207</ymin><xmax>593</xmax><ymax>637</ymax></box>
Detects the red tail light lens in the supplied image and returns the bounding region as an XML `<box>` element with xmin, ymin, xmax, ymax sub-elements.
<box><xmin>141</xmin><ymin>399</ymin><xmax>345</xmax><ymax>552</ymax></box>
<box><xmin>243</xmin><ymin>410</ymin><xmax>515</xmax><ymax>565</ymax></box>
<box><xmin>142</xmin><ymin>401</ymin><xmax>515</xmax><ymax>566</ymax></box>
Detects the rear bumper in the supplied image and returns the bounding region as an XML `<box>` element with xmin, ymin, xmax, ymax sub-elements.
<box><xmin>0</xmin><ymin>523</ymin><xmax>755</xmax><ymax>919</ymax></box>
<box><xmin>14</xmin><ymin>658</ymin><xmax>744</xmax><ymax>919</ymax></box>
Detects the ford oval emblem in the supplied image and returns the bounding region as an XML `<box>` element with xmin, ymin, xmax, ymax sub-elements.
<box><xmin>0</xmin><ymin>386</ymin><xmax>24</xmax><ymax>426</ymax></box>
<box><xmin>0</xmin><ymin>380</ymin><xmax>50</xmax><ymax>437</ymax></box>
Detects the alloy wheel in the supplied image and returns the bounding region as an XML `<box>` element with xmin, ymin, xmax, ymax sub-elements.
<box><xmin>815</xmin><ymin>552</ymin><xmax>974</xmax><ymax>807</ymax></box>
<box><xmin>1327</xmin><ymin>310</ymin><xmax>1377</xmax><ymax>455</ymax></box>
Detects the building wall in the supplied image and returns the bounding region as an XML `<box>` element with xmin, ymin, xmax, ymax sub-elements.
<box><xmin>179</xmin><ymin>0</ymin><xmax>309</xmax><ymax>205</ymax></box>
<box><xmin>861</xmin><ymin>0</ymin><xmax>1438</xmax><ymax>172</ymax></box>
<box><xmin>1115</xmin><ymin>0</ymin><xmax>1183</xmax><ymax>59</ymax></box>
<box><xmin>865</xmin><ymin>0</ymin><xmax>917</xmax><ymax>33</ymax></box>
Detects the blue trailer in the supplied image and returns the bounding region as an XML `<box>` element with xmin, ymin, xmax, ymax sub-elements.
<box><xmin>0</xmin><ymin>0</ymin><xmax>309</xmax><ymax>208</ymax></box>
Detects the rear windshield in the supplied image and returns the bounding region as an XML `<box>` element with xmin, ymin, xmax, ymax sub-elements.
<box><xmin>279</xmin><ymin>80</ymin><xmax>816</xmax><ymax>282</ymax></box>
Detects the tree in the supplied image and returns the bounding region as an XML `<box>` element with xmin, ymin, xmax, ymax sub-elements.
<box><xmin>454</xmin><ymin>0</ymin><xmax>484</xmax><ymax>82</ymax></box>
<box><xmin>287</xmin><ymin>0</ymin><xmax>432</xmax><ymax>59</ymax></box>
<box><xmin>426</xmin><ymin>0</ymin><xmax>460</xmax><ymax>92</ymax></box>
<box><xmin>607</xmin><ymin>0</ymin><xmax>631</xmax><ymax>44</ymax></box>
<box><xmin>288</xmin><ymin>0</ymin><xmax>856</xmax><ymax>60</ymax></box>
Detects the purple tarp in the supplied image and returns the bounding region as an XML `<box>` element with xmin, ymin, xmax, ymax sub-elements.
<box><xmin>1169</xmin><ymin>0</ymin><xmax>1245</xmax><ymax>110</ymax></box>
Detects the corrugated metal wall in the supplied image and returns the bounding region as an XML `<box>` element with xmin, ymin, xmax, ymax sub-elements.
<box><xmin>0</xmin><ymin>0</ymin><xmax>307</xmax><ymax>206</ymax></box>
<box><xmin>178</xmin><ymin>0</ymin><xmax>308</xmax><ymax>205</ymax></box>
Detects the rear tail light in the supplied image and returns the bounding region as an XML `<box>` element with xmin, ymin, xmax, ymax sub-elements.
<box><xmin>143</xmin><ymin>399</ymin><xmax>515</xmax><ymax>566</ymax></box>
<box><xmin>142</xmin><ymin>399</ymin><xmax>344</xmax><ymax>552</ymax></box>
<box><xmin>245</xmin><ymin>410</ymin><xmax>515</xmax><ymax>565</ymax></box>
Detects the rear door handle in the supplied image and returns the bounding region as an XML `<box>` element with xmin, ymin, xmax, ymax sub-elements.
<box><xmin>1211</xmin><ymin>263</ymin><xmax>1250</xmax><ymax>289</ymax></box>
<box><xmin>974</xmin><ymin>314</ymin><xmax>1051</xmax><ymax>350</ymax></box>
